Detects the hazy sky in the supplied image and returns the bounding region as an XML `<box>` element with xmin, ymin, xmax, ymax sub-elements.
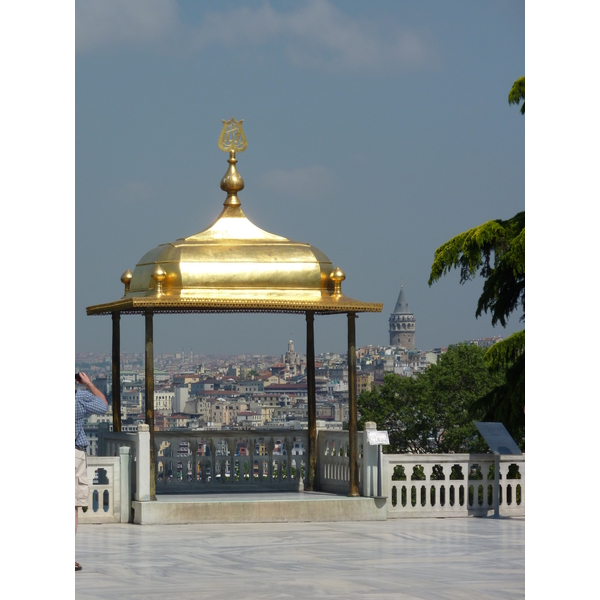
<box><xmin>75</xmin><ymin>0</ymin><xmax>525</xmax><ymax>357</ymax></box>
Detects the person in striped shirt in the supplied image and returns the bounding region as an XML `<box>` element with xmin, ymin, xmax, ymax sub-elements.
<box><xmin>75</xmin><ymin>371</ymin><xmax>108</xmax><ymax>572</ymax></box>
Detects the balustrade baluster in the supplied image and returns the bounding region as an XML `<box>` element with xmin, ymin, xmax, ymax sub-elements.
<box><xmin>251</xmin><ymin>436</ymin><xmax>257</xmax><ymax>484</ymax></box>
<box><xmin>227</xmin><ymin>438</ymin><xmax>235</xmax><ymax>485</ymax></box>
<box><xmin>285</xmin><ymin>436</ymin><xmax>291</xmax><ymax>480</ymax></box>
<box><xmin>208</xmin><ymin>438</ymin><xmax>215</xmax><ymax>486</ymax></box>
<box><xmin>268</xmin><ymin>437</ymin><xmax>274</xmax><ymax>484</ymax></box>
<box><xmin>519</xmin><ymin>460</ymin><xmax>525</xmax><ymax>507</ymax></box>
<box><xmin>189</xmin><ymin>439</ymin><xmax>198</xmax><ymax>488</ymax></box>
<box><xmin>500</xmin><ymin>460</ymin><xmax>509</xmax><ymax>510</ymax></box>
<box><xmin>423</xmin><ymin>464</ymin><xmax>433</xmax><ymax>509</ymax></box>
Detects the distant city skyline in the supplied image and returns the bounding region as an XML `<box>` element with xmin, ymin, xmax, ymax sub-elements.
<box><xmin>76</xmin><ymin>330</ymin><xmax>504</xmax><ymax>361</ymax></box>
<box><xmin>76</xmin><ymin>1</ymin><xmax>524</xmax><ymax>356</ymax></box>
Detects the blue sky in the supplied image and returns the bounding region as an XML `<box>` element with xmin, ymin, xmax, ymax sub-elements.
<box><xmin>74</xmin><ymin>0</ymin><xmax>525</xmax><ymax>356</ymax></box>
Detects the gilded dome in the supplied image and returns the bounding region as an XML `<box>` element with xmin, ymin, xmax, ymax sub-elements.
<box><xmin>126</xmin><ymin>202</ymin><xmax>336</xmax><ymax>301</ymax></box>
<box><xmin>124</xmin><ymin>147</ymin><xmax>339</xmax><ymax>303</ymax></box>
<box><xmin>87</xmin><ymin>129</ymin><xmax>382</xmax><ymax>316</ymax></box>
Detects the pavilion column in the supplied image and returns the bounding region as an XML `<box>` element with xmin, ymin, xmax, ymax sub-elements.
<box><xmin>347</xmin><ymin>312</ymin><xmax>359</xmax><ymax>497</ymax></box>
<box><xmin>305</xmin><ymin>311</ymin><xmax>317</xmax><ymax>491</ymax></box>
<box><xmin>145</xmin><ymin>309</ymin><xmax>156</xmax><ymax>500</ymax></box>
<box><xmin>111</xmin><ymin>311</ymin><xmax>121</xmax><ymax>432</ymax></box>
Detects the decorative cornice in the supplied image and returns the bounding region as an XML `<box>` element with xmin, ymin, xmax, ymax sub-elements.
<box><xmin>87</xmin><ymin>295</ymin><xmax>383</xmax><ymax>316</ymax></box>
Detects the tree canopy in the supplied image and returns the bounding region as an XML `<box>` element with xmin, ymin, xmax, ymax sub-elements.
<box><xmin>428</xmin><ymin>211</ymin><xmax>524</xmax><ymax>327</ymax></box>
<box><xmin>426</xmin><ymin>77</ymin><xmax>525</xmax><ymax>442</ymax></box>
<box><xmin>508</xmin><ymin>76</ymin><xmax>525</xmax><ymax>114</ymax></box>
<box><xmin>427</xmin><ymin>214</ymin><xmax>525</xmax><ymax>441</ymax></box>
<box><xmin>358</xmin><ymin>343</ymin><xmax>506</xmax><ymax>453</ymax></box>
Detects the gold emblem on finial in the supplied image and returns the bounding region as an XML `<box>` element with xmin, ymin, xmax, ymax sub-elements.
<box><xmin>218</xmin><ymin>118</ymin><xmax>247</xmax><ymax>153</ymax></box>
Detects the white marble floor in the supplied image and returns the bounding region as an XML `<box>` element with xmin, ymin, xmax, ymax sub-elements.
<box><xmin>75</xmin><ymin>517</ymin><xmax>524</xmax><ymax>600</ymax></box>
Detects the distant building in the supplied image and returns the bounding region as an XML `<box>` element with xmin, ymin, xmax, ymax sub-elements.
<box><xmin>190</xmin><ymin>380</ymin><xmax>215</xmax><ymax>395</ymax></box>
<box><xmin>235</xmin><ymin>380</ymin><xmax>264</xmax><ymax>394</ymax></box>
<box><xmin>173</xmin><ymin>386</ymin><xmax>189</xmax><ymax>413</ymax></box>
<box><xmin>264</xmin><ymin>382</ymin><xmax>308</xmax><ymax>399</ymax></box>
<box><xmin>172</xmin><ymin>373</ymin><xmax>200</xmax><ymax>387</ymax></box>
<box><xmin>165</xmin><ymin>413</ymin><xmax>190</xmax><ymax>429</ymax></box>
<box><xmin>121</xmin><ymin>387</ymin><xmax>143</xmax><ymax>412</ymax></box>
<box><xmin>92</xmin><ymin>374</ymin><xmax>110</xmax><ymax>399</ymax></box>
<box><xmin>237</xmin><ymin>411</ymin><xmax>263</xmax><ymax>427</ymax></box>
<box><xmin>120</xmin><ymin>388</ymin><xmax>174</xmax><ymax>414</ymax></box>
<box><xmin>227</xmin><ymin>365</ymin><xmax>240</xmax><ymax>377</ymax></box>
<box><xmin>357</xmin><ymin>372</ymin><xmax>374</xmax><ymax>394</ymax></box>
<box><xmin>326</xmin><ymin>380</ymin><xmax>348</xmax><ymax>395</ymax></box>
<box><xmin>467</xmin><ymin>336</ymin><xmax>503</xmax><ymax>349</ymax></box>
<box><xmin>154</xmin><ymin>389</ymin><xmax>174</xmax><ymax>415</ymax></box>
<box><xmin>389</xmin><ymin>281</ymin><xmax>416</xmax><ymax>349</ymax></box>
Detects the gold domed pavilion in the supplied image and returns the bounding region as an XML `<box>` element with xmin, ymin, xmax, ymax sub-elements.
<box><xmin>87</xmin><ymin>118</ymin><xmax>382</xmax><ymax>497</ymax></box>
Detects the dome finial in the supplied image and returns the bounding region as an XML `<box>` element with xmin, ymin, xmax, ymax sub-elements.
<box><xmin>330</xmin><ymin>266</ymin><xmax>346</xmax><ymax>296</ymax></box>
<box><xmin>121</xmin><ymin>269</ymin><xmax>133</xmax><ymax>296</ymax></box>
<box><xmin>151</xmin><ymin>264</ymin><xmax>166</xmax><ymax>296</ymax></box>
<box><xmin>219</xmin><ymin>118</ymin><xmax>247</xmax><ymax>207</ymax></box>
<box><xmin>220</xmin><ymin>151</ymin><xmax>244</xmax><ymax>206</ymax></box>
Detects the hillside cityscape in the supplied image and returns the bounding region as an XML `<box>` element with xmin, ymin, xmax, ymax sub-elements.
<box><xmin>77</xmin><ymin>284</ymin><xmax>502</xmax><ymax>444</ymax></box>
<box><xmin>78</xmin><ymin>313</ymin><xmax>502</xmax><ymax>449</ymax></box>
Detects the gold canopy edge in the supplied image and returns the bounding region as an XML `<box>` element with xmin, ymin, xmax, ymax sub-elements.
<box><xmin>86</xmin><ymin>297</ymin><xmax>383</xmax><ymax>316</ymax></box>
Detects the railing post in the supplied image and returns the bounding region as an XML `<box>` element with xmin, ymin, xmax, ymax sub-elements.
<box><xmin>519</xmin><ymin>457</ymin><xmax>525</xmax><ymax>511</ymax></box>
<box><xmin>362</xmin><ymin>422</ymin><xmax>378</xmax><ymax>497</ymax></box>
<box><xmin>493</xmin><ymin>453</ymin><xmax>500</xmax><ymax>517</ymax></box>
<box><xmin>119</xmin><ymin>446</ymin><xmax>131</xmax><ymax>522</ymax></box>
<box><xmin>381</xmin><ymin>455</ymin><xmax>391</xmax><ymax>501</ymax></box>
<box><xmin>136</xmin><ymin>424</ymin><xmax>151</xmax><ymax>501</ymax></box>
<box><xmin>458</xmin><ymin>458</ymin><xmax>470</xmax><ymax>516</ymax></box>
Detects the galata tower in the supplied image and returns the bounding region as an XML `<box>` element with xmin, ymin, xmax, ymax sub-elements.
<box><xmin>389</xmin><ymin>281</ymin><xmax>416</xmax><ymax>349</ymax></box>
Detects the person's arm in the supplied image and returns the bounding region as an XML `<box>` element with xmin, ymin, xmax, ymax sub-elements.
<box><xmin>78</xmin><ymin>372</ymin><xmax>108</xmax><ymax>407</ymax></box>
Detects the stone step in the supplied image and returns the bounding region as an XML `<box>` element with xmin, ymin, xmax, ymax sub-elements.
<box><xmin>131</xmin><ymin>492</ymin><xmax>387</xmax><ymax>525</ymax></box>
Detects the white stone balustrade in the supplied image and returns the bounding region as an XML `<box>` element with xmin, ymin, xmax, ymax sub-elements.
<box><xmin>383</xmin><ymin>453</ymin><xmax>525</xmax><ymax>518</ymax></box>
<box><xmin>90</xmin><ymin>425</ymin><xmax>524</xmax><ymax>520</ymax></box>
<box><xmin>78</xmin><ymin>446</ymin><xmax>131</xmax><ymax>523</ymax></box>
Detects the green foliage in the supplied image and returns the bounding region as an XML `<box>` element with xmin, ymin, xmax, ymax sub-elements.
<box><xmin>358</xmin><ymin>344</ymin><xmax>504</xmax><ymax>454</ymax></box>
<box><xmin>428</xmin><ymin>211</ymin><xmax>524</xmax><ymax>327</ymax></box>
<box><xmin>472</xmin><ymin>351</ymin><xmax>525</xmax><ymax>447</ymax></box>
<box><xmin>427</xmin><ymin>213</ymin><xmax>525</xmax><ymax>445</ymax></box>
<box><xmin>427</xmin><ymin>80</ymin><xmax>525</xmax><ymax>443</ymax></box>
<box><xmin>484</xmin><ymin>330</ymin><xmax>525</xmax><ymax>372</ymax></box>
<box><xmin>508</xmin><ymin>76</ymin><xmax>525</xmax><ymax>114</ymax></box>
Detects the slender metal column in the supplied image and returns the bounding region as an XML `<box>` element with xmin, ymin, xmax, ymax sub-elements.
<box><xmin>347</xmin><ymin>312</ymin><xmax>359</xmax><ymax>497</ymax></box>
<box><xmin>145</xmin><ymin>310</ymin><xmax>156</xmax><ymax>500</ymax></box>
<box><xmin>306</xmin><ymin>311</ymin><xmax>317</xmax><ymax>491</ymax></box>
<box><xmin>111</xmin><ymin>312</ymin><xmax>121</xmax><ymax>432</ymax></box>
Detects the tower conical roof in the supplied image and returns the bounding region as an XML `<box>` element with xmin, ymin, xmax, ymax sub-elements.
<box><xmin>393</xmin><ymin>282</ymin><xmax>411</xmax><ymax>314</ymax></box>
